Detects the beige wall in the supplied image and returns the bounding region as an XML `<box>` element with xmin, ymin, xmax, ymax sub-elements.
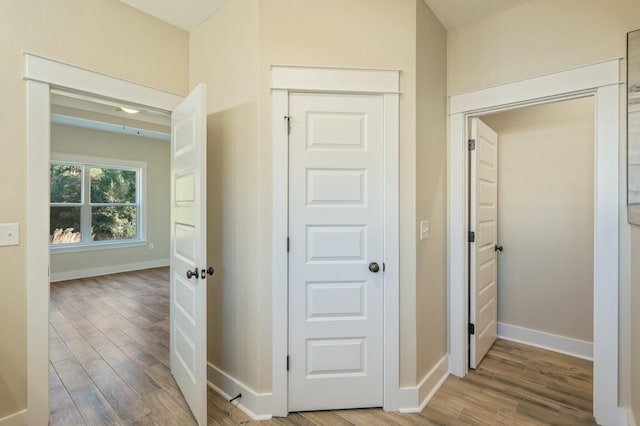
<box><xmin>0</xmin><ymin>0</ymin><xmax>187</xmax><ymax>417</ymax></box>
<box><xmin>632</xmin><ymin>226</ymin><xmax>640</xmax><ymax>420</ymax></box>
<box><xmin>415</xmin><ymin>0</ymin><xmax>448</xmax><ymax>385</ymax></box>
<box><xmin>447</xmin><ymin>0</ymin><xmax>640</xmax><ymax>411</ymax></box>
<box><xmin>50</xmin><ymin>123</ymin><xmax>170</xmax><ymax>276</ymax></box>
<box><xmin>193</xmin><ymin>0</ymin><xmax>448</xmax><ymax>392</ymax></box>
<box><xmin>482</xmin><ymin>98</ymin><xmax>594</xmax><ymax>342</ymax></box>
<box><xmin>190</xmin><ymin>0</ymin><xmax>262</xmax><ymax>391</ymax></box>
<box><xmin>259</xmin><ymin>0</ymin><xmax>419</xmax><ymax>388</ymax></box>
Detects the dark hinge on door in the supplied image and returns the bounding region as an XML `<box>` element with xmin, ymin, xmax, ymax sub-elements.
<box><xmin>286</xmin><ymin>356</ymin><xmax>290</xmax><ymax>371</ymax></box>
<box><xmin>468</xmin><ymin>231</ymin><xmax>475</xmax><ymax>243</ymax></box>
<box><xmin>468</xmin><ymin>323</ymin><xmax>475</xmax><ymax>335</ymax></box>
<box><xmin>284</xmin><ymin>116</ymin><xmax>291</xmax><ymax>135</ymax></box>
<box><xmin>468</xmin><ymin>139</ymin><xmax>476</xmax><ymax>150</ymax></box>
<box><xmin>287</xmin><ymin>237</ymin><xmax>290</xmax><ymax>252</ymax></box>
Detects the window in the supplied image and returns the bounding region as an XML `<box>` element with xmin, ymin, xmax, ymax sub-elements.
<box><xmin>50</xmin><ymin>155</ymin><xmax>145</xmax><ymax>250</ymax></box>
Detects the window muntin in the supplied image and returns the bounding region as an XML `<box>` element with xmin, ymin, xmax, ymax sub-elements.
<box><xmin>50</xmin><ymin>159</ymin><xmax>143</xmax><ymax>247</ymax></box>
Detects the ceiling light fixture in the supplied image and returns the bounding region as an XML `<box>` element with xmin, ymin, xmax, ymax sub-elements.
<box><xmin>119</xmin><ymin>107</ymin><xmax>140</xmax><ymax>114</ymax></box>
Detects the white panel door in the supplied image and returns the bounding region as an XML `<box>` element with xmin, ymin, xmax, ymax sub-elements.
<box><xmin>469</xmin><ymin>118</ymin><xmax>499</xmax><ymax>369</ymax></box>
<box><xmin>288</xmin><ymin>92</ymin><xmax>384</xmax><ymax>411</ymax></box>
<box><xmin>170</xmin><ymin>83</ymin><xmax>208</xmax><ymax>425</ymax></box>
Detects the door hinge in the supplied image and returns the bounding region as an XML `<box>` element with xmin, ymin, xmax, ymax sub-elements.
<box><xmin>468</xmin><ymin>231</ymin><xmax>475</xmax><ymax>243</ymax></box>
<box><xmin>383</xmin><ymin>262</ymin><xmax>386</xmax><ymax>272</ymax></box>
<box><xmin>287</xmin><ymin>237</ymin><xmax>290</xmax><ymax>252</ymax></box>
<box><xmin>284</xmin><ymin>115</ymin><xmax>291</xmax><ymax>135</ymax></box>
<box><xmin>286</xmin><ymin>355</ymin><xmax>290</xmax><ymax>371</ymax></box>
<box><xmin>468</xmin><ymin>139</ymin><xmax>476</xmax><ymax>150</ymax></box>
<box><xmin>468</xmin><ymin>323</ymin><xmax>475</xmax><ymax>335</ymax></box>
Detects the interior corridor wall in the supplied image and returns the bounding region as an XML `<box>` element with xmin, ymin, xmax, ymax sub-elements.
<box><xmin>0</xmin><ymin>0</ymin><xmax>188</xmax><ymax>417</ymax></box>
<box><xmin>189</xmin><ymin>0</ymin><xmax>262</xmax><ymax>392</ymax></box>
<box><xmin>415</xmin><ymin>0</ymin><xmax>448</xmax><ymax>387</ymax></box>
<box><xmin>50</xmin><ymin>123</ymin><xmax>170</xmax><ymax>279</ymax></box>
<box><xmin>446</xmin><ymin>0</ymin><xmax>640</xmax><ymax>411</ymax></box>
<box><xmin>481</xmin><ymin>98</ymin><xmax>595</xmax><ymax>343</ymax></box>
<box><xmin>258</xmin><ymin>0</ymin><xmax>419</xmax><ymax>388</ymax></box>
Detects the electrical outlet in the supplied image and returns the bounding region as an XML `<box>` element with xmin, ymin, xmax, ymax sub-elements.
<box><xmin>0</xmin><ymin>223</ymin><xmax>19</xmax><ymax>246</ymax></box>
<box><xmin>420</xmin><ymin>220</ymin><xmax>429</xmax><ymax>241</ymax></box>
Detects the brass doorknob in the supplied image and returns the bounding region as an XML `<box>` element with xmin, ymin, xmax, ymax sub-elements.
<box><xmin>369</xmin><ymin>262</ymin><xmax>380</xmax><ymax>273</ymax></box>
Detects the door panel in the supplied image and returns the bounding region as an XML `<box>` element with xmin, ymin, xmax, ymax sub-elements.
<box><xmin>170</xmin><ymin>83</ymin><xmax>207</xmax><ymax>425</ymax></box>
<box><xmin>470</xmin><ymin>117</ymin><xmax>499</xmax><ymax>369</ymax></box>
<box><xmin>288</xmin><ymin>93</ymin><xmax>384</xmax><ymax>411</ymax></box>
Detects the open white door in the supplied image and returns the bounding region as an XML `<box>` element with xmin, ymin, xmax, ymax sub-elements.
<box><xmin>170</xmin><ymin>83</ymin><xmax>208</xmax><ymax>425</ymax></box>
<box><xmin>469</xmin><ymin>117</ymin><xmax>499</xmax><ymax>369</ymax></box>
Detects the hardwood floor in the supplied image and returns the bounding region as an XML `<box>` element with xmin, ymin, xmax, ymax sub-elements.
<box><xmin>50</xmin><ymin>269</ymin><xmax>596</xmax><ymax>425</ymax></box>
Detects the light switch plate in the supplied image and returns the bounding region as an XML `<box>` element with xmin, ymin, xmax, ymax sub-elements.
<box><xmin>0</xmin><ymin>223</ymin><xmax>19</xmax><ymax>246</ymax></box>
<box><xmin>420</xmin><ymin>220</ymin><xmax>429</xmax><ymax>241</ymax></box>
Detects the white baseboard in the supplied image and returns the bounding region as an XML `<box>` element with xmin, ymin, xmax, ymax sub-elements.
<box><xmin>50</xmin><ymin>259</ymin><xmax>169</xmax><ymax>282</ymax></box>
<box><xmin>207</xmin><ymin>362</ymin><xmax>272</xmax><ymax>421</ymax></box>
<box><xmin>398</xmin><ymin>355</ymin><xmax>449</xmax><ymax>413</ymax></box>
<box><xmin>498</xmin><ymin>322</ymin><xmax>593</xmax><ymax>360</ymax></box>
<box><xmin>0</xmin><ymin>410</ymin><xmax>27</xmax><ymax>426</ymax></box>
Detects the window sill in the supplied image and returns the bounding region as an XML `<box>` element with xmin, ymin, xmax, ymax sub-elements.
<box><xmin>50</xmin><ymin>240</ymin><xmax>147</xmax><ymax>254</ymax></box>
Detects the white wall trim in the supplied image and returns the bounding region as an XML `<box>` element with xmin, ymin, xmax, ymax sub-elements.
<box><xmin>449</xmin><ymin>58</ymin><xmax>621</xmax><ymax>114</ymax></box>
<box><xmin>207</xmin><ymin>363</ymin><xmax>272</xmax><ymax>421</ymax></box>
<box><xmin>497</xmin><ymin>323</ymin><xmax>593</xmax><ymax>361</ymax></box>
<box><xmin>397</xmin><ymin>355</ymin><xmax>449</xmax><ymax>414</ymax></box>
<box><xmin>447</xmin><ymin>59</ymin><xmax>622</xmax><ymax>426</ymax></box>
<box><xmin>50</xmin><ymin>259</ymin><xmax>169</xmax><ymax>282</ymax></box>
<box><xmin>25</xmin><ymin>54</ymin><xmax>184</xmax><ymax>425</ymax></box>
<box><xmin>0</xmin><ymin>410</ymin><xmax>27</xmax><ymax>426</ymax></box>
<box><xmin>271</xmin><ymin>66</ymin><xmax>401</xmax><ymax>416</ymax></box>
<box><xmin>24</xmin><ymin>53</ymin><xmax>183</xmax><ymax>111</ymax></box>
<box><xmin>52</xmin><ymin>113</ymin><xmax>170</xmax><ymax>141</ymax></box>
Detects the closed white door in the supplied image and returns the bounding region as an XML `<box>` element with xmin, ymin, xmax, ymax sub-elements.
<box><xmin>469</xmin><ymin>117</ymin><xmax>499</xmax><ymax>369</ymax></box>
<box><xmin>170</xmin><ymin>83</ymin><xmax>208</xmax><ymax>425</ymax></box>
<box><xmin>288</xmin><ymin>92</ymin><xmax>384</xmax><ymax>411</ymax></box>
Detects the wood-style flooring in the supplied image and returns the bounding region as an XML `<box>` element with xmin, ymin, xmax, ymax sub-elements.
<box><xmin>50</xmin><ymin>268</ymin><xmax>596</xmax><ymax>425</ymax></box>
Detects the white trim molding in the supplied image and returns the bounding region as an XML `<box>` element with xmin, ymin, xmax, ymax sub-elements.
<box><xmin>207</xmin><ymin>363</ymin><xmax>272</xmax><ymax>421</ymax></box>
<box><xmin>50</xmin><ymin>259</ymin><xmax>169</xmax><ymax>282</ymax></box>
<box><xmin>25</xmin><ymin>53</ymin><xmax>184</xmax><ymax>425</ymax></box>
<box><xmin>447</xmin><ymin>59</ymin><xmax>624</xmax><ymax>426</ymax></box>
<box><xmin>271</xmin><ymin>66</ymin><xmax>401</xmax><ymax>416</ymax></box>
<box><xmin>397</xmin><ymin>355</ymin><xmax>449</xmax><ymax>414</ymax></box>
<box><xmin>497</xmin><ymin>323</ymin><xmax>593</xmax><ymax>361</ymax></box>
<box><xmin>0</xmin><ymin>410</ymin><xmax>27</xmax><ymax>426</ymax></box>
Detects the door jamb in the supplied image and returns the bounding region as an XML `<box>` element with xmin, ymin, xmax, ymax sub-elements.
<box><xmin>447</xmin><ymin>59</ymin><xmax>625</xmax><ymax>426</ymax></box>
<box><xmin>24</xmin><ymin>53</ymin><xmax>183</xmax><ymax>425</ymax></box>
<box><xmin>270</xmin><ymin>65</ymin><xmax>401</xmax><ymax>416</ymax></box>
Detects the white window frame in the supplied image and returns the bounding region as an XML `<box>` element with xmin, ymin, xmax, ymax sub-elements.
<box><xmin>49</xmin><ymin>153</ymin><xmax>147</xmax><ymax>252</ymax></box>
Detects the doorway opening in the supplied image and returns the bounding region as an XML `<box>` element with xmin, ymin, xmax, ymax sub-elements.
<box><xmin>447</xmin><ymin>59</ymin><xmax>623</xmax><ymax>425</ymax></box>
<box><xmin>25</xmin><ymin>54</ymin><xmax>209</xmax><ymax>425</ymax></box>
<box><xmin>466</xmin><ymin>97</ymin><xmax>596</xmax><ymax>416</ymax></box>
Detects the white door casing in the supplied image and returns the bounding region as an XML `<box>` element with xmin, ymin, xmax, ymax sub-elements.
<box><xmin>288</xmin><ymin>92</ymin><xmax>385</xmax><ymax>411</ymax></box>
<box><xmin>25</xmin><ymin>53</ymin><xmax>184</xmax><ymax>425</ymax></box>
<box><xmin>469</xmin><ymin>118</ymin><xmax>499</xmax><ymax>369</ymax></box>
<box><xmin>447</xmin><ymin>59</ymin><xmax>623</xmax><ymax>425</ymax></box>
<box><xmin>170</xmin><ymin>83</ymin><xmax>208</xmax><ymax>426</ymax></box>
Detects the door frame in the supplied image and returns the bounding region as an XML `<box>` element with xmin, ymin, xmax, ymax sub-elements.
<box><xmin>447</xmin><ymin>59</ymin><xmax>625</xmax><ymax>425</ymax></box>
<box><xmin>24</xmin><ymin>53</ymin><xmax>184</xmax><ymax>425</ymax></box>
<box><xmin>271</xmin><ymin>66</ymin><xmax>401</xmax><ymax>416</ymax></box>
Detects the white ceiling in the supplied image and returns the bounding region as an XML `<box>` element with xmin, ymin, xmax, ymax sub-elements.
<box><xmin>120</xmin><ymin>0</ymin><xmax>530</xmax><ymax>32</ymax></box>
<box><xmin>120</xmin><ymin>0</ymin><xmax>230</xmax><ymax>31</ymax></box>
<box><xmin>423</xmin><ymin>0</ymin><xmax>532</xmax><ymax>29</ymax></box>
